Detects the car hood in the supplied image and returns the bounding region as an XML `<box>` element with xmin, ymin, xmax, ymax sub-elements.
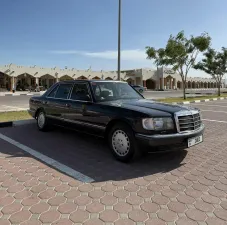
<box><xmin>99</xmin><ymin>99</ymin><xmax>198</xmax><ymax>116</ymax></box>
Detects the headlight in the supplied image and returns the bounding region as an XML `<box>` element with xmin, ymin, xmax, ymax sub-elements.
<box><xmin>142</xmin><ymin>117</ymin><xmax>174</xmax><ymax>130</ymax></box>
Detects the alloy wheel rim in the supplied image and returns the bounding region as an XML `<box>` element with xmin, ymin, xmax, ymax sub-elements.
<box><xmin>112</xmin><ymin>130</ymin><xmax>130</xmax><ymax>156</ymax></box>
<box><xmin>38</xmin><ymin>112</ymin><xmax>45</xmax><ymax>128</ymax></box>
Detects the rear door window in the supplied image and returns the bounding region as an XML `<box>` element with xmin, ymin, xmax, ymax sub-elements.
<box><xmin>55</xmin><ymin>84</ymin><xmax>73</xmax><ymax>99</ymax></box>
<box><xmin>70</xmin><ymin>83</ymin><xmax>91</xmax><ymax>101</ymax></box>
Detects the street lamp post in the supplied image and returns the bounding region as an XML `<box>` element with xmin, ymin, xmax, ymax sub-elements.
<box><xmin>117</xmin><ymin>0</ymin><xmax>121</xmax><ymax>80</ymax></box>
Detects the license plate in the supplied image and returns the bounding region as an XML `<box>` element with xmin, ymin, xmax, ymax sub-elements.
<box><xmin>188</xmin><ymin>135</ymin><xmax>203</xmax><ymax>147</ymax></box>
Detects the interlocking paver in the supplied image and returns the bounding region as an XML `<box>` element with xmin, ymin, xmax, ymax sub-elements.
<box><xmin>201</xmin><ymin>194</ymin><xmax>220</xmax><ymax>204</ymax></box>
<box><xmin>220</xmin><ymin>201</ymin><xmax>227</xmax><ymax>210</ymax></box>
<box><xmin>0</xmin><ymin>220</ymin><xmax>11</xmax><ymax>225</ymax></box>
<box><xmin>1</xmin><ymin>112</ymin><xmax>227</xmax><ymax>225</ymax></box>
<box><xmin>100</xmin><ymin>209</ymin><xmax>119</xmax><ymax>222</ymax></box>
<box><xmin>9</xmin><ymin>210</ymin><xmax>31</xmax><ymax>224</ymax></box>
<box><xmin>101</xmin><ymin>183</ymin><xmax>117</xmax><ymax>192</ymax></box>
<box><xmin>114</xmin><ymin>202</ymin><xmax>132</xmax><ymax>213</ymax></box>
<box><xmin>46</xmin><ymin>178</ymin><xmax>62</xmax><ymax>187</ymax></box>
<box><xmin>176</xmin><ymin>218</ymin><xmax>198</xmax><ymax>225</ymax></box>
<box><xmin>31</xmin><ymin>183</ymin><xmax>47</xmax><ymax>193</ymax></box>
<box><xmin>39</xmin><ymin>210</ymin><xmax>61</xmax><ymax>223</ymax></box>
<box><xmin>14</xmin><ymin>189</ymin><xmax>32</xmax><ymax>199</ymax></box>
<box><xmin>129</xmin><ymin>209</ymin><xmax>148</xmax><ymax>222</ymax></box>
<box><xmin>213</xmin><ymin>208</ymin><xmax>227</xmax><ymax>221</ymax></box>
<box><xmin>167</xmin><ymin>201</ymin><xmax>187</xmax><ymax>213</ymax></box>
<box><xmin>101</xmin><ymin>195</ymin><xmax>118</xmax><ymax>206</ymax></box>
<box><xmin>38</xmin><ymin>189</ymin><xmax>56</xmax><ymax>199</ymax></box>
<box><xmin>48</xmin><ymin>196</ymin><xmax>67</xmax><ymax>206</ymax></box>
<box><xmin>70</xmin><ymin>209</ymin><xmax>90</xmax><ymax>223</ymax></box>
<box><xmin>79</xmin><ymin>183</ymin><xmax>94</xmax><ymax>192</ymax></box>
<box><xmin>52</xmin><ymin>218</ymin><xmax>73</xmax><ymax>225</ymax></box>
<box><xmin>1</xmin><ymin>202</ymin><xmax>22</xmax><ymax>214</ymax></box>
<box><xmin>55</xmin><ymin>184</ymin><xmax>70</xmax><ymax>193</ymax></box>
<box><xmin>152</xmin><ymin>194</ymin><xmax>169</xmax><ymax>205</ymax></box>
<box><xmin>30</xmin><ymin>202</ymin><xmax>50</xmax><ymax>214</ymax></box>
<box><xmin>141</xmin><ymin>202</ymin><xmax>160</xmax><ymax>213</ymax></box>
<box><xmin>194</xmin><ymin>200</ymin><xmax>214</xmax><ymax>212</ymax></box>
<box><xmin>0</xmin><ymin>190</ymin><xmax>8</xmax><ymax>198</ymax></box>
<box><xmin>21</xmin><ymin>196</ymin><xmax>40</xmax><ymax>206</ymax></box>
<box><xmin>137</xmin><ymin>189</ymin><xmax>154</xmax><ymax>198</ymax></box>
<box><xmin>64</xmin><ymin>189</ymin><xmax>81</xmax><ymax>199</ymax></box>
<box><xmin>58</xmin><ymin>202</ymin><xmax>78</xmax><ymax>214</ymax></box>
<box><xmin>124</xmin><ymin>183</ymin><xmax>140</xmax><ymax>192</ymax></box>
<box><xmin>0</xmin><ymin>196</ymin><xmax>14</xmax><ymax>207</ymax></box>
<box><xmin>114</xmin><ymin>189</ymin><xmax>130</xmax><ymax>198</ymax></box>
<box><xmin>145</xmin><ymin>218</ymin><xmax>166</xmax><ymax>225</ymax></box>
<box><xmin>147</xmin><ymin>184</ymin><xmax>163</xmax><ymax>192</ymax></box>
<box><xmin>185</xmin><ymin>209</ymin><xmax>207</xmax><ymax>221</ymax></box>
<box><xmin>75</xmin><ymin>195</ymin><xmax>92</xmax><ymax>206</ymax></box>
<box><xmin>126</xmin><ymin>195</ymin><xmax>144</xmax><ymax>205</ymax></box>
<box><xmin>205</xmin><ymin>217</ymin><xmax>227</xmax><ymax>225</ymax></box>
<box><xmin>84</xmin><ymin>218</ymin><xmax>104</xmax><ymax>225</ymax></box>
<box><xmin>157</xmin><ymin>209</ymin><xmax>177</xmax><ymax>222</ymax></box>
<box><xmin>89</xmin><ymin>190</ymin><xmax>105</xmax><ymax>199</ymax></box>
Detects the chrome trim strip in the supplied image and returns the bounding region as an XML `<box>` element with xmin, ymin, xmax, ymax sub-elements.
<box><xmin>136</xmin><ymin>124</ymin><xmax>205</xmax><ymax>139</ymax></box>
<box><xmin>46</xmin><ymin>115</ymin><xmax>105</xmax><ymax>130</ymax></box>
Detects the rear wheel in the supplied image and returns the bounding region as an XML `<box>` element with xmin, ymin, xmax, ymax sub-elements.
<box><xmin>36</xmin><ymin>110</ymin><xmax>49</xmax><ymax>131</ymax></box>
<box><xmin>108</xmin><ymin>123</ymin><xmax>140</xmax><ymax>162</ymax></box>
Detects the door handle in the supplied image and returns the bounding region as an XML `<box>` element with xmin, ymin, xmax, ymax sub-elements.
<box><xmin>42</xmin><ymin>101</ymin><xmax>48</xmax><ymax>105</ymax></box>
<box><xmin>65</xmin><ymin>103</ymin><xmax>71</xmax><ymax>108</ymax></box>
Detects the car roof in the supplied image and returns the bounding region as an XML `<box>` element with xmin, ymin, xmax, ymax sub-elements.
<box><xmin>58</xmin><ymin>80</ymin><xmax>127</xmax><ymax>84</ymax></box>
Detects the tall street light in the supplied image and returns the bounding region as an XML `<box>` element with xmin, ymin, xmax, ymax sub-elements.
<box><xmin>117</xmin><ymin>0</ymin><xmax>121</xmax><ymax>80</ymax></box>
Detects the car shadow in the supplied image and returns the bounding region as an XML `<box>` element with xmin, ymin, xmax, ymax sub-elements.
<box><xmin>47</xmin><ymin>126</ymin><xmax>188</xmax><ymax>182</ymax></box>
<box><xmin>0</xmin><ymin>124</ymin><xmax>188</xmax><ymax>183</ymax></box>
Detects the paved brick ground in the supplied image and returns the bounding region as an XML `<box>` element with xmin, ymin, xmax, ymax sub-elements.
<box><xmin>0</xmin><ymin>103</ymin><xmax>227</xmax><ymax>224</ymax></box>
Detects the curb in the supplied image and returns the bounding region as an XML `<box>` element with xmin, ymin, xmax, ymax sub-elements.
<box><xmin>0</xmin><ymin>119</ymin><xmax>35</xmax><ymax>128</ymax></box>
<box><xmin>0</xmin><ymin>93</ymin><xmax>42</xmax><ymax>97</ymax></box>
<box><xmin>171</xmin><ymin>97</ymin><xmax>227</xmax><ymax>105</ymax></box>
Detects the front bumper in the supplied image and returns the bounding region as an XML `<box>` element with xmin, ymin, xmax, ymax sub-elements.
<box><xmin>135</xmin><ymin>124</ymin><xmax>205</xmax><ymax>147</ymax></box>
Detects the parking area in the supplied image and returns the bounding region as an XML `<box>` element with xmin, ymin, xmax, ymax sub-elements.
<box><xmin>0</xmin><ymin>100</ymin><xmax>227</xmax><ymax>224</ymax></box>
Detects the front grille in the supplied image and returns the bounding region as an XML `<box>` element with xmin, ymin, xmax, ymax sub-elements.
<box><xmin>176</xmin><ymin>112</ymin><xmax>202</xmax><ymax>132</ymax></box>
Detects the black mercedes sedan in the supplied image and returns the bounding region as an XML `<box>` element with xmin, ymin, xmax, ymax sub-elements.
<box><xmin>28</xmin><ymin>80</ymin><xmax>204</xmax><ymax>162</ymax></box>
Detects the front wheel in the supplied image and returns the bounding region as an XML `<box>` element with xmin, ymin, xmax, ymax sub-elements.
<box><xmin>37</xmin><ymin>110</ymin><xmax>50</xmax><ymax>131</ymax></box>
<box><xmin>108</xmin><ymin>123</ymin><xmax>140</xmax><ymax>162</ymax></box>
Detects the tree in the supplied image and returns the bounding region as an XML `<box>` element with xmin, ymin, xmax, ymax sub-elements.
<box><xmin>194</xmin><ymin>47</ymin><xmax>227</xmax><ymax>96</ymax></box>
<box><xmin>146</xmin><ymin>31</ymin><xmax>211</xmax><ymax>99</ymax></box>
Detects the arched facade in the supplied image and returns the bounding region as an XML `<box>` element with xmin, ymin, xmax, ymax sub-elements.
<box><xmin>0</xmin><ymin>72</ymin><xmax>11</xmax><ymax>91</ymax></box>
<box><xmin>77</xmin><ymin>76</ymin><xmax>88</xmax><ymax>80</ymax></box>
<box><xmin>40</xmin><ymin>74</ymin><xmax>56</xmax><ymax>88</ymax></box>
<box><xmin>16</xmin><ymin>73</ymin><xmax>35</xmax><ymax>91</ymax></box>
<box><xmin>146</xmin><ymin>79</ymin><xmax>156</xmax><ymax>89</ymax></box>
<box><xmin>0</xmin><ymin>64</ymin><xmax>225</xmax><ymax>91</ymax></box>
<box><xmin>91</xmin><ymin>76</ymin><xmax>101</xmax><ymax>80</ymax></box>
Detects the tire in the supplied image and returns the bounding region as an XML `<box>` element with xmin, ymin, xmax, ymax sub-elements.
<box><xmin>36</xmin><ymin>110</ymin><xmax>50</xmax><ymax>131</ymax></box>
<box><xmin>108</xmin><ymin>123</ymin><xmax>140</xmax><ymax>162</ymax></box>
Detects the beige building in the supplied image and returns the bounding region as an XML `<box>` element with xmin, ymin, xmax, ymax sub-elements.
<box><xmin>0</xmin><ymin>64</ymin><xmax>126</xmax><ymax>91</ymax></box>
<box><xmin>0</xmin><ymin>64</ymin><xmax>224</xmax><ymax>91</ymax></box>
<box><xmin>123</xmin><ymin>67</ymin><xmax>225</xmax><ymax>90</ymax></box>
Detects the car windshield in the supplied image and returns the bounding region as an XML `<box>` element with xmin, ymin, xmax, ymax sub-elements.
<box><xmin>91</xmin><ymin>82</ymin><xmax>143</xmax><ymax>102</ymax></box>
